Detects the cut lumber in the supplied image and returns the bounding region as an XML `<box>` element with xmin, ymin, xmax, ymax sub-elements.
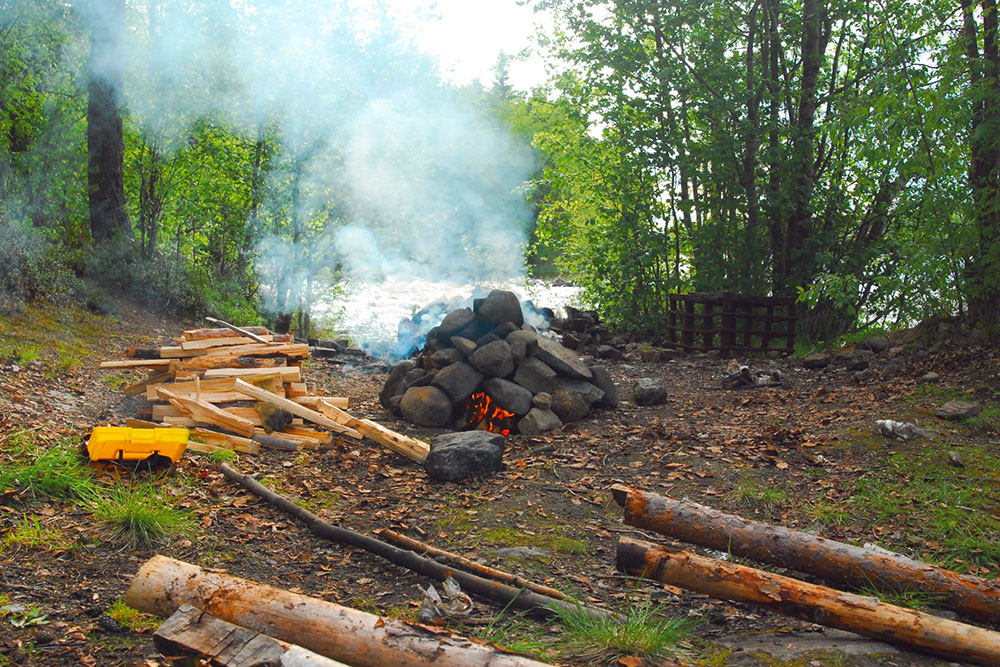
<box><xmin>181</xmin><ymin>335</ymin><xmax>276</xmax><ymax>351</ymax></box>
<box><xmin>233</xmin><ymin>379</ymin><xmax>363</xmax><ymax>442</ymax></box>
<box><xmin>156</xmin><ymin>346</ymin><xmax>207</xmax><ymax>359</ymax></box>
<box><xmin>376</xmin><ymin>528</ymin><xmax>572</xmax><ymax>601</ymax></box>
<box><xmin>313</xmin><ymin>400</ymin><xmax>359</xmax><ymax>427</ymax></box>
<box><xmin>204</xmin><ymin>317</ymin><xmax>275</xmax><ymax>345</ymax></box>
<box><xmin>154</xmin><ymin>604</ymin><xmax>348</xmax><ymax>667</ymax></box>
<box><xmin>355</xmin><ymin>419</ymin><xmax>429</xmax><ymax>463</ymax></box>
<box><xmin>100</xmin><ymin>359</ymin><xmax>175</xmax><ymax>369</ymax></box>
<box><xmin>611</xmin><ymin>484</ymin><xmax>1000</xmax><ymax>625</ymax></box>
<box><xmin>128</xmin><ymin>555</ymin><xmax>550</xmax><ymax>667</ymax></box>
<box><xmin>617</xmin><ymin>537</ymin><xmax>1000</xmax><ymax>666</ymax></box>
<box><xmin>281</xmin><ymin>426</ymin><xmax>333</xmax><ymax>445</ymax></box>
<box><xmin>188</xmin><ymin>429</ymin><xmax>260</xmax><ymax>455</ymax></box>
<box><xmin>293</xmin><ymin>396</ymin><xmax>349</xmax><ymax>409</ymax></box>
<box><xmin>182</xmin><ymin>354</ymin><xmax>289</xmax><ymax>371</ymax></box>
<box><xmin>157</xmin><ymin>388</ymin><xmax>255</xmax><ymax>438</ymax></box>
<box><xmin>204</xmin><ymin>367</ymin><xmax>300</xmax><ymax>382</ymax></box>
<box><xmin>125</xmin><ymin>371</ymin><xmax>173</xmax><ymax>397</ymax></box>
<box><xmin>218</xmin><ymin>464</ymin><xmax>612</xmax><ymax>624</ymax></box>
<box><xmin>184</xmin><ymin>325</ymin><xmax>271</xmax><ymax>341</ymax></box>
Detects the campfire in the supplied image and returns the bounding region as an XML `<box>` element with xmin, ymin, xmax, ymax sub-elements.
<box><xmin>380</xmin><ymin>289</ymin><xmax>618</xmax><ymax>436</ymax></box>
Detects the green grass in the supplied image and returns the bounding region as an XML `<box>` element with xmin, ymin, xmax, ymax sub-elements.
<box><xmin>480</xmin><ymin>526</ymin><xmax>588</xmax><ymax>554</ymax></box>
<box><xmin>856</xmin><ymin>582</ymin><xmax>950</xmax><ymax>611</ymax></box>
<box><xmin>963</xmin><ymin>407</ymin><xmax>1000</xmax><ymax>435</ymax></box>
<box><xmin>204</xmin><ymin>448</ymin><xmax>238</xmax><ymax>463</ymax></box>
<box><xmin>0</xmin><ymin>436</ymin><xmax>96</xmax><ymax>500</ymax></box>
<box><xmin>2</xmin><ymin>515</ymin><xmax>69</xmax><ymax>551</ymax></box>
<box><xmin>733</xmin><ymin>479</ymin><xmax>787</xmax><ymax>509</ymax></box>
<box><xmin>551</xmin><ymin>598</ymin><xmax>691</xmax><ymax>663</ymax></box>
<box><xmin>807</xmin><ymin>502</ymin><xmax>850</xmax><ymax>527</ymax></box>
<box><xmin>107</xmin><ymin>597</ymin><xmax>159</xmax><ymax>632</ymax></box>
<box><xmin>90</xmin><ymin>483</ymin><xmax>194</xmax><ymax>548</ymax></box>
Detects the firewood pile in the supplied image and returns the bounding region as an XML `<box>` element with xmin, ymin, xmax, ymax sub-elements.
<box><xmin>100</xmin><ymin>321</ymin><xmax>430</xmax><ymax>463</ymax></box>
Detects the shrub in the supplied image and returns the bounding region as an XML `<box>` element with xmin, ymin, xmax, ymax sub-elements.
<box><xmin>0</xmin><ymin>219</ymin><xmax>80</xmax><ymax>313</ymax></box>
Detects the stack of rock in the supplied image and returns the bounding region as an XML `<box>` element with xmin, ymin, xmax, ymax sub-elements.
<box><xmin>381</xmin><ymin>290</ymin><xmax>618</xmax><ymax>435</ymax></box>
<box><xmin>548</xmin><ymin>306</ymin><xmax>627</xmax><ymax>361</ymax></box>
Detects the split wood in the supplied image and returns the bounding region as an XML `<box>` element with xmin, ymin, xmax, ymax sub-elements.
<box><xmin>128</xmin><ymin>556</ymin><xmax>548</xmax><ymax>667</ymax></box>
<box><xmin>611</xmin><ymin>484</ymin><xmax>1000</xmax><ymax>625</ymax></box>
<box><xmin>204</xmin><ymin>316</ymin><xmax>276</xmax><ymax>345</ymax></box>
<box><xmin>617</xmin><ymin>536</ymin><xmax>1000</xmax><ymax>666</ymax></box>
<box><xmin>219</xmin><ymin>463</ymin><xmax>612</xmax><ymax>623</ymax></box>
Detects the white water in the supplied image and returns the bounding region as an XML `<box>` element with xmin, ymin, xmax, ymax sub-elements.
<box><xmin>314</xmin><ymin>277</ymin><xmax>584</xmax><ymax>358</ymax></box>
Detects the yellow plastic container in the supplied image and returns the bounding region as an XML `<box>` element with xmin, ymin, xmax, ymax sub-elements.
<box><xmin>86</xmin><ymin>427</ymin><xmax>189</xmax><ymax>464</ymax></box>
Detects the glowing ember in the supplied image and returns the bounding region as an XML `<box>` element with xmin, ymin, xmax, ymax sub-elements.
<box><xmin>465</xmin><ymin>392</ymin><xmax>516</xmax><ymax>435</ymax></box>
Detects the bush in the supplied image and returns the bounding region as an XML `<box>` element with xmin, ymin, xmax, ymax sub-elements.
<box><xmin>0</xmin><ymin>219</ymin><xmax>80</xmax><ymax>313</ymax></box>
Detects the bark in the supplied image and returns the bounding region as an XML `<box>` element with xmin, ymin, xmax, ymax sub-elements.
<box><xmin>127</xmin><ymin>556</ymin><xmax>549</xmax><ymax>667</ymax></box>
<box><xmin>219</xmin><ymin>463</ymin><xmax>614</xmax><ymax>623</ymax></box>
<box><xmin>611</xmin><ymin>485</ymin><xmax>1000</xmax><ymax>625</ymax></box>
<box><xmin>87</xmin><ymin>0</ymin><xmax>131</xmax><ymax>243</ymax></box>
<box><xmin>617</xmin><ymin>537</ymin><xmax>1000</xmax><ymax>666</ymax></box>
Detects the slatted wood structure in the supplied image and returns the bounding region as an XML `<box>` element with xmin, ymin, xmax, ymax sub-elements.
<box><xmin>665</xmin><ymin>292</ymin><xmax>796</xmax><ymax>355</ymax></box>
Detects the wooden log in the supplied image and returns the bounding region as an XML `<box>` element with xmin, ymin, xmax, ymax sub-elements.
<box><xmin>182</xmin><ymin>354</ymin><xmax>289</xmax><ymax>372</ymax></box>
<box><xmin>376</xmin><ymin>529</ymin><xmax>571</xmax><ymax>601</ymax></box>
<box><xmin>293</xmin><ymin>396</ymin><xmax>349</xmax><ymax>409</ymax></box>
<box><xmin>157</xmin><ymin>388</ymin><xmax>256</xmax><ymax>438</ymax></box>
<box><xmin>184</xmin><ymin>325</ymin><xmax>271</xmax><ymax>341</ymax></box>
<box><xmin>279</xmin><ymin>427</ymin><xmax>332</xmax><ymax>445</ymax></box>
<box><xmin>181</xmin><ymin>335</ymin><xmax>277</xmax><ymax>351</ymax></box>
<box><xmin>617</xmin><ymin>537</ymin><xmax>1000</xmax><ymax>666</ymax></box>
<box><xmin>218</xmin><ymin>464</ymin><xmax>612</xmax><ymax>624</ymax></box>
<box><xmin>204</xmin><ymin>317</ymin><xmax>276</xmax><ymax>345</ymax></box>
<box><xmin>250</xmin><ymin>433</ymin><xmax>300</xmax><ymax>452</ymax></box>
<box><xmin>355</xmin><ymin>419</ymin><xmax>429</xmax><ymax>463</ymax></box>
<box><xmin>157</xmin><ymin>346</ymin><xmax>208</xmax><ymax>359</ymax></box>
<box><xmin>124</xmin><ymin>371</ymin><xmax>174</xmax><ymax>397</ymax></box>
<box><xmin>233</xmin><ymin>379</ymin><xmax>363</xmax><ymax>441</ymax></box>
<box><xmin>154</xmin><ymin>604</ymin><xmax>348</xmax><ymax>667</ymax></box>
<box><xmin>127</xmin><ymin>555</ymin><xmax>550</xmax><ymax>667</ymax></box>
<box><xmin>611</xmin><ymin>485</ymin><xmax>1000</xmax><ymax>625</ymax></box>
<box><xmin>204</xmin><ymin>367</ymin><xmax>300</xmax><ymax>382</ymax></box>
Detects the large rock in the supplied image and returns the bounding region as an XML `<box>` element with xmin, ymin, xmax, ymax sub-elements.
<box><xmin>934</xmin><ymin>400</ymin><xmax>982</xmax><ymax>421</ymax></box>
<box><xmin>553</xmin><ymin>376</ymin><xmax>605</xmax><ymax>406</ymax></box>
<box><xmin>857</xmin><ymin>335</ymin><xmax>891</xmax><ymax>353</ymax></box>
<box><xmin>437</xmin><ymin>308</ymin><xmax>476</xmax><ymax>337</ymax></box>
<box><xmin>380</xmin><ymin>360</ymin><xmax>415</xmax><ymax>408</ymax></box>
<box><xmin>534</xmin><ymin>335</ymin><xmax>593</xmax><ymax>380</ymax></box>
<box><xmin>424</xmin><ymin>431</ymin><xmax>506</xmax><ymax>482</ymax></box>
<box><xmin>400</xmin><ymin>386</ymin><xmax>453</xmax><ymax>427</ymax></box>
<box><xmin>430</xmin><ymin>348</ymin><xmax>464</xmax><ymax>369</ymax></box>
<box><xmin>513</xmin><ymin>357</ymin><xmax>556</xmax><ymax>394</ymax></box>
<box><xmin>518</xmin><ymin>408</ymin><xmax>562</xmax><ymax>436</ymax></box>
<box><xmin>456</xmin><ymin>317</ymin><xmax>494</xmax><ymax>343</ymax></box>
<box><xmin>482</xmin><ymin>378</ymin><xmax>533</xmax><ymax>415</ymax></box>
<box><xmin>550</xmin><ymin>389</ymin><xmax>589</xmax><ymax>423</ymax></box>
<box><xmin>633</xmin><ymin>378</ymin><xmax>667</xmax><ymax>406</ymax></box>
<box><xmin>450</xmin><ymin>337</ymin><xmax>477</xmax><ymax>356</ymax></box>
<box><xmin>506</xmin><ymin>330</ymin><xmax>539</xmax><ymax>364</ymax></box>
<box><xmin>402</xmin><ymin>367</ymin><xmax>429</xmax><ymax>389</ymax></box>
<box><xmin>803</xmin><ymin>352</ymin><xmax>830</xmax><ymax>369</ymax></box>
<box><xmin>588</xmin><ymin>366</ymin><xmax>619</xmax><ymax>409</ymax></box>
<box><xmin>468</xmin><ymin>340</ymin><xmax>515</xmax><ymax>377</ymax></box>
<box><xmin>477</xmin><ymin>289</ymin><xmax>524</xmax><ymax>327</ymax></box>
<box><xmin>431</xmin><ymin>362</ymin><xmax>484</xmax><ymax>404</ymax></box>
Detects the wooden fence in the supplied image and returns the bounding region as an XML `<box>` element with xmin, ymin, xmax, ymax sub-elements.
<box><xmin>665</xmin><ymin>292</ymin><xmax>797</xmax><ymax>355</ymax></box>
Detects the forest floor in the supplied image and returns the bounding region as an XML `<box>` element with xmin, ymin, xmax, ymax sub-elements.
<box><xmin>0</xmin><ymin>300</ymin><xmax>998</xmax><ymax>666</ymax></box>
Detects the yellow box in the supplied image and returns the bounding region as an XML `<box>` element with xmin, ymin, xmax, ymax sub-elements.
<box><xmin>86</xmin><ymin>426</ymin><xmax>189</xmax><ymax>464</ymax></box>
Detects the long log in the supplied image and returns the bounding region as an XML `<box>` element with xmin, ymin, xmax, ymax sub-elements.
<box><xmin>355</xmin><ymin>419</ymin><xmax>430</xmax><ymax>463</ymax></box>
<box><xmin>154</xmin><ymin>604</ymin><xmax>348</xmax><ymax>666</ymax></box>
<box><xmin>617</xmin><ymin>537</ymin><xmax>1000</xmax><ymax>666</ymax></box>
<box><xmin>232</xmin><ymin>379</ymin><xmax>364</xmax><ymax>441</ymax></box>
<box><xmin>218</xmin><ymin>463</ymin><xmax>611</xmax><ymax>623</ymax></box>
<box><xmin>127</xmin><ymin>556</ymin><xmax>549</xmax><ymax>667</ymax></box>
<box><xmin>611</xmin><ymin>484</ymin><xmax>1000</xmax><ymax>625</ymax></box>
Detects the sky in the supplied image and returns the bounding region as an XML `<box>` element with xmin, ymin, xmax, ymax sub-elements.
<box><xmin>375</xmin><ymin>0</ymin><xmax>551</xmax><ymax>90</ymax></box>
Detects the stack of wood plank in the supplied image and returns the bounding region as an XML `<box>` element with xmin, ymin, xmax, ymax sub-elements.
<box><xmin>100</xmin><ymin>323</ymin><xmax>429</xmax><ymax>463</ymax></box>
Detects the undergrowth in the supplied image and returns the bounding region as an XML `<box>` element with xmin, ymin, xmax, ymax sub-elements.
<box><xmin>90</xmin><ymin>482</ymin><xmax>193</xmax><ymax>548</ymax></box>
<box><xmin>0</xmin><ymin>434</ymin><xmax>95</xmax><ymax>500</ymax></box>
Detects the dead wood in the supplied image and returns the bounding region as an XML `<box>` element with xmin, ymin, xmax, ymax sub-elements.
<box><xmin>204</xmin><ymin>317</ymin><xmax>275</xmax><ymax>345</ymax></box>
<box><xmin>218</xmin><ymin>463</ymin><xmax>611</xmax><ymax>623</ymax></box>
<box><xmin>617</xmin><ymin>537</ymin><xmax>1000</xmax><ymax>666</ymax></box>
<box><xmin>611</xmin><ymin>484</ymin><xmax>1000</xmax><ymax>625</ymax></box>
<box><xmin>184</xmin><ymin>325</ymin><xmax>271</xmax><ymax>341</ymax></box>
<box><xmin>128</xmin><ymin>556</ymin><xmax>549</xmax><ymax>667</ymax></box>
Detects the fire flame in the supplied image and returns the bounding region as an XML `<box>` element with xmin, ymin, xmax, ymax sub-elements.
<box><xmin>466</xmin><ymin>392</ymin><xmax>516</xmax><ymax>436</ymax></box>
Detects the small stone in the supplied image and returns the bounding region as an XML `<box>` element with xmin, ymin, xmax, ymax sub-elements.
<box><xmin>430</xmin><ymin>348</ymin><xmax>464</xmax><ymax>368</ymax></box>
<box><xmin>918</xmin><ymin>372</ymin><xmax>940</xmax><ymax>384</ymax></box>
<box><xmin>588</xmin><ymin>366</ymin><xmax>619</xmax><ymax>409</ymax></box>
<box><xmin>934</xmin><ymin>400</ymin><xmax>982</xmax><ymax>421</ymax></box>
<box><xmin>481</xmin><ymin>378</ymin><xmax>533</xmax><ymax>415</ymax></box>
<box><xmin>518</xmin><ymin>408</ymin><xmax>562</xmax><ymax>435</ymax></box>
<box><xmin>494</xmin><ymin>322</ymin><xmax>519</xmax><ymax>337</ymax></box>
<box><xmin>475</xmin><ymin>332</ymin><xmax>503</xmax><ymax>347</ymax></box>
<box><xmin>512</xmin><ymin>357</ymin><xmax>556</xmax><ymax>394</ymax></box>
<box><xmin>857</xmin><ymin>335</ymin><xmax>891</xmax><ymax>353</ymax></box>
<box><xmin>437</xmin><ymin>308</ymin><xmax>476</xmax><ymax>336</ymax></box>
<box><xmin>947</xmin><ymin>451</ymin><xmax>965</xmax><ymax>468</ymax></box>
<box><xmin>553</xmin><ymin>376</ymin><xmax>605</xmax><ymax>406</ymax></box>
<box><xmin>803</xmin><ymin>352</ymin><xmax>830</xmax><ymax>369</ymax></box>
<box><xmin>494</xmin><ymin>546</ymin><xmax>548</xmax><ymax>559</ymax></box>
<box><xmin>633</xmin><ymin>378</ymin><xmax>667</xmax><ymax>406</ymax></box>
<box><xmin>532</xmin><ymin>392</ymin><xmax>552</xmax><ymax>410</ymax></box>
<box><xmin>424</xmin><ymin>431</ymin><xmax>506</xmax><ymax>482</ymax></box>
<box><xmin>846</xmin><ymin>357</ymin><xmax>869</xmax><ymax>371</ymax></box>
<box><xmin>534</xmin><ymin>335</ymin><xmax>593</xmax><ymax>379</ymax></box>
<box><xmin>595</xmin><ymin>344</ymin><xmax>622</xmax><ymax>360</ymax></box>
<box><xmin>639</xmin><ymin>347</ymin><xmax>662</xmax><ymax>363</ymax></box>
<box><xmin>400</xmin><ymin>386</ymin><xmax>453</xmax><ymax>427</ymax></box>
<box><xmin>506</xmin><ymin>330</ymin><xmax>539</xmax><ymax>364</ymax></box>
<box><xmin>450</xmin><ymin>337</ymin><xmax>477</xmax><ymax>356</ymax></box>
<box><xmin>468</xmin><ymin>340</ymin><xmax>515</xmax><ymax>377</ymax></box>
<box><xmin>550</xmin><ymin>389</ymin><xmax>589</xmax><ymax>423</ymax></box>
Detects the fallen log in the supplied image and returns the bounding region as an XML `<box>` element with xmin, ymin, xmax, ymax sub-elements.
<box><xmin>233</xmin><ymin>379</ymin><xmax>364</xmax><ymax>441</ymax></box>
<box><xmin>127</xmin><ymin>556</ymin><xmax>550</xmax><ymax>667</ymax></box>
<box><xmin>617</xmin><ymin>537</ymin><xmax>1000</xmax><ymax>666</ymax></box>
<box><xmin>611</xmin><ymin>484</ymin><xmax>1000</xmax><ymax>625</ymax></box>
<box><xmin>218</xmin><ymin>463</ymin><xmax>610</xmax><ymax>623</ymax></box>
<box><xmin>376</xmin><ymin>528</ymin><xmax>572</xmax><ymax>601</ymax></box>
<box><xmin>155</xmin><ymin>604</ymin><xmax>348</xmax><ymax>666</ymax></box>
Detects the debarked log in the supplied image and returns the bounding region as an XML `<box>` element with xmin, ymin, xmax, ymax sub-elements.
<box><xmin>128</xmin><ymin>556</ymin><xmax>548</xmax><ymax>667</ymax></box>
<box><xmin>617</xmin><ymin>537</ymin><xmax>1000</xmax><ymax>666</ymax></box>
<box><xmin>611</xmin><ymin>484</ymin><xmax>1000</xmax><ymax>625</ymax></box>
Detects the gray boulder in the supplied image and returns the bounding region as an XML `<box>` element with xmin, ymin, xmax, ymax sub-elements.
<box><xmin>380</xmin><ymin>360</ymin><xmax>414</xmax><ymax>408</ymax></box>
<box><xmin>450</xmin><ymin>337</ymin><xmax>477</xmax><ymax>356</ymax></box>
<box><xmin>469</xmin><ymin>340</ymin><xmax>515</xmax><ymax>377</ymax></box>
<box><xmin>518</xmin><ymin>408</ymin><xmax>562</xmax><ymax>436</ymax></box>
<box><xmin>430</xmin><ymin>348</ymin><xmax>464</xmax><ymax>368</ymax></box>
<box><xmin>424</xmin><ymin>431</ymin><xmax>506</xmax><ymax>482</ymax></box>
<box><xmin>506</xmin><ymin>330</ymin><xmax>539</xmax><ymax>364</ymax></box>
<box><xmin>532</xmin><ymin>392</ymin><xmax>552</xmax><ymax>410</ymax></box>
<box><xmin>400</xmin><ymin>386</ymin><xmax>453</xmax><ymax>427</ymax></box>
<box><xmin>596</xmin><ymin>344</ymin><xmax>623</xmax><ymax>360</ymax></box>
<box><xmin>402</xmin><ymin>367</ymin><xmax>429</xmax><ymax>389</ymax></box>
<box><xmin>431</xmin><ymin>362</ymin><xmax>484</xmax><ymax>404</ymax></box>
<box><xmin>477</xmin><ymin>289</ymin><xmax>524</xmax><ymax>327</ymax></box>
<box><xmin>438</xmin><ymin>308</ymin><xmax>476</xmax><ymax>336</ymax></box>
<box><xmin>513</xmin><ymin>357</ymin><xmax>556</xmax><ymax>394</ymax></box>
<box><xmin>918</xmin><ymin>372</ymin><xmax>940</xmax><ymax>384</ymax></box>
<box><xmin>934</xmin><ymin>400</ymin><xmax>982</xmax><ymax>421</ymax></box>
<box><xmin>481</xmin><ymin>378</ymin><xmax>534</xmax><ymax>415</ymax></box>
<box><xmin>554</xmin><ymin>376</ymin><xmax>605</xmax><ymax>406</ymax></box>
<box><xmin>857</xmin><ymin>335</ymin><xmax>891</xmax><ymax>353</ymax></box>
<box><xmin>534</xmin><ymin>335</ymin><xmax>593</xmax><ymax>379</ymax></box>
<box><xmin>803</xmin><ymin>352</ymin><xmax>831</xmax><ymax>369</ymax></box>
<box><xmin>633</xmin><ymin>378</ymin><xmax>667</xmax><ymax>406</ymax></box>
<box><xmin>550</xmin><ymin>389</ymin><xmax>590</xmax><ymax>423</ymax></box>
<box><xmin>588</xmin><ymin>366</ymin><xmax>619</xmax><ymax>409</ymax></box>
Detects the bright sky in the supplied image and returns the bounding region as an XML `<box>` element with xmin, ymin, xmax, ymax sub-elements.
<box><xmin>381</xmin><ymin>0</ymin><xmax>551</xmax><ymax>90</ymax></box>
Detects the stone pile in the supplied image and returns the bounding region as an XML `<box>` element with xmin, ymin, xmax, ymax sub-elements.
<box><xmin>381</xmin><ymin>290</ymin><xmax>618</xmax><ymax>435</ymax></box>
<box><xmin>548</xmin><ymin>306</ymin><xmax>628</xmax><ymax>360</ymax></box>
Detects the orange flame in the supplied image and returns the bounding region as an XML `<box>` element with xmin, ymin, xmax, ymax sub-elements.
<box><xmin>466</xmin><ymin>392</ymin><xmax>516</xmax><ymax>436</ymax></box>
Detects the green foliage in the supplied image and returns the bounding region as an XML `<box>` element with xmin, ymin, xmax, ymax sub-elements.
<box><xmin>0</xmin><ymin>436</ymin><xmax>95</xmax><ymax>501</ymax></box>
<box><xmin>90</xmin><ymin>482</ymin><xmax>194</xmax><ymax>548</ymax></box>
<box><xmin>0</xmin><ymin>219</ymin><xmax>81</xmax><ymax>313</ymax></box>
<box><xmin>107</xmin><ymin>597</ymin><xmax>159</xmax><ymax>632</ymax></box>
<box><xmin>204</xmin><ymin>448</ymin><xmax>237</xmax><ymax>463</ymax></box>
<box><xmin>2</xmin><ymin>515</ymin><xmax>68</xmax><ymax>551</ymax></box>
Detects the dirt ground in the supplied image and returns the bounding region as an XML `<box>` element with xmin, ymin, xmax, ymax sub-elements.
<box><xmin>0</xmin><ymin>301</ymin><xmax>997</xmax><ymax>666</ymax></box>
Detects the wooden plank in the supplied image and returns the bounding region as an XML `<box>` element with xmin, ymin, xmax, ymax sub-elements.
<box><xmin>181</xmin><ymin>354</ymin><xmax>288</xmax><ymax>372</ymax></box>
<box><xmin>157</xmin><ymin>388</ymin><xmax>256</xmax><ymax>437</ymax></box>
<box><xmin>157</xmin><ymin>346</ymin><xmax>208</xmax><ymax>359</ymax></box>
<box><xmin>181</xmin><ymin>335</ymin><xmax>275</xmax><ymax>351</ymax></box>
<box><xmin>281</xmin><ymin>427</ymin><xmax>333</xmax><ymax>445</ymax></box>
<box><xmin>294</xmin><ymin>396</ymin><xmax>349</xmax><ymax>409</ymax></box>
<box><xmin>204</xmin><ymin>367</ymin><xmax>301</xmax><ymax>382</ymax></box>
<box><xmin>204</xmin><ymin>317</ymin><xmax>276</xmax><ymax>345</ymax></box>
<box><xmin>356</xmin><ymin>419</ymin><xmax>429</xmax><ymax>463</ymax></box>
<box><xmin>184</xmin><ymin>326</ymin><xmax>270</xmax><ymax>341</ymax></box>
<box><xmin>100</xmin><ymin>359</ymin><xmax>174</xmax><ymax>369</ymax></box>
<box><xmin>124</xmin><ymin>371</ymin><xmax>174</xmax><ymax>397</ymax></box>
<box><xmin>233</xmin><ymin>379</ymin><xmax>362</xmax><ymax>440</ymax></box>
<box><xmin>145</xmin><ymin>377</ymin><xmax>238</xmax><ymax>401</ymax></box>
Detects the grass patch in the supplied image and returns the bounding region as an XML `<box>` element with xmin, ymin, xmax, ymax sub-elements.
<box><xmin>0</xmin><ymin>436</ymin><xmax>95</xmax><ymax>501</ymax></box>
<box><xmin>2</xmin><ymin>515</ymin><xmax>69</xmax><ymax>551</ymax></box>
<box><xmin>907</xmin><ymin>383</ymin><xmax>968</xmax><ymax>403</ymax></box>
<box><xmin>551</xmin><ymin>598</ymin><xmax>691</xmax><ymax>663</ymax></box>
<box><xmin>477</xmin><ymin>613</ymin><xmax>551</xmax><ymax>658</ymax></box>
<box><xmin>480</xmin><ymin>526</ymin><xmax>588</xmax><ymax>554</ymax></box>
<box><xmin>90</xmin><ymin>483</ymin><xmax>194</xmax><ymax>548</ymax></box>
<box><xmin>107</xmin><ymin>597</ymin><xmax>159</xmax><ymax>632</ymax></box>
<box><xmin>203</xmin><ymin>448</ymin><xmax>238</xmax><ymax>463</ymax></box>
<box><xmin>732</xmin><ymin>479</ymin><xmax>787</xmax><ymax>509</ymax></box>
<box><xmin>963</xmin><ymin>407</ymin><xmax>1000</xmax><ymax>436</ymax></box>
<box><xmin>807</xmin><ymin>502</ymin><xmax>850</xmax><ymax>527</ymax></box>
<box><xmin>856</xmin><ymin>583</ymin><xmax>950</xmax><ymax>611</ymax></box>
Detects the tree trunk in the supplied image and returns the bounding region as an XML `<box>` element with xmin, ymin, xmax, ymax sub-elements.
<box><xmin>617</xmin><ymin>537</ymin><xmax>1000</xmax><ymax>666</ymax></box>
<box><xmin>611</xmin><ymin>484</ymin><xmax>1000</xmax><ymax>625</ymax></box>
<box><xmin>87</xmin><ymin>0</ymin><xmax>131</xmax><ymax>243</ymax></box>
<box><xmin>126</xmin><ymin>556</ymin><xmax>549</xmax><ymax>667</ymax></box>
